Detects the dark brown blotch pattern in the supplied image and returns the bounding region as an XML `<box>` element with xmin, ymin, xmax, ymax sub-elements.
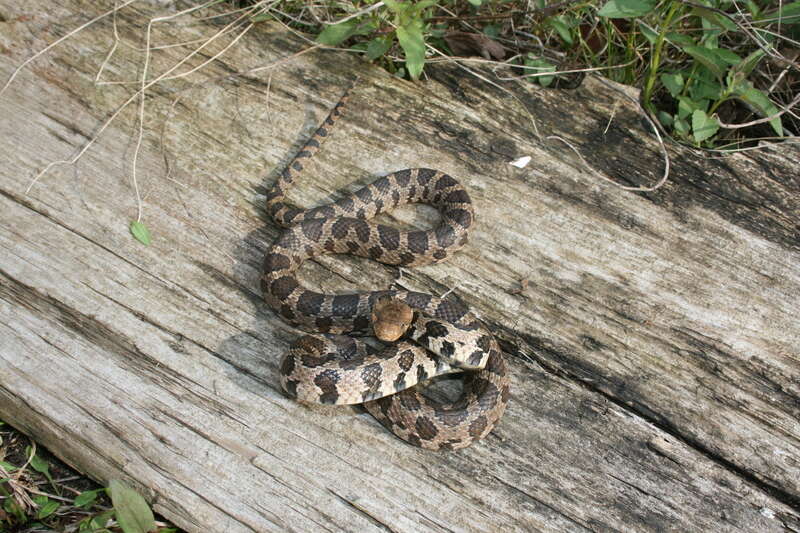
<box><xmin>263</xmin><ymin>86</ymin><xmax>509</xmax><ymax>450</ymax></box>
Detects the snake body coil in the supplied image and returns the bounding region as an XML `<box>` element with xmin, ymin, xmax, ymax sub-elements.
<box><xmin>262</xmin><ymin>86</ymin><xmax>509</xmax><ymax>450</ymax></box>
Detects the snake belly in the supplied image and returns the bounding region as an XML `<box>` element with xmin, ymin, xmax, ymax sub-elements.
<box><xmin>261</xmin><ymin>86</ymin><xmax>510</xmax><ymax>450</ymax></box>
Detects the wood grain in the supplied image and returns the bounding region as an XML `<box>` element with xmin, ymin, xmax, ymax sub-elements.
<box><xmin>1</xmin><ymin>1</ymin><xmax>798</xmax><ymax>531</ymax></box>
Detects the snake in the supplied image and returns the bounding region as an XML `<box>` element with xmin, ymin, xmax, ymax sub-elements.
<box><xmin>261</xmin><ymin>85</ymin><xmax>510</xmax><ymax>450</ymax></box>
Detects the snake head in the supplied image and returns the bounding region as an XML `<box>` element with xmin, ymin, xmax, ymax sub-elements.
<box><xmin>371</xmin><ymin>297</ymin><xmax>414</xmax><ymax>342</ymax></box>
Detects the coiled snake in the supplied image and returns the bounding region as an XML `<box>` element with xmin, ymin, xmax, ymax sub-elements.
<box><xmin>262</xmin><ymin>85</ymin><xmax>509</xmax><ymax>450</ymax></box>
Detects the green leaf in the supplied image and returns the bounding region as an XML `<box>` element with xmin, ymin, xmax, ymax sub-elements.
<box><xmin>714</xmin><ymin>48</ymin><xmax>742</xmax><ymax>66</ymax></box>
<box><xmin>665</xmin><ymin>31</ymin><xmax>696</xmax><ymax>47</ymax></box>
<box><xmin>396</xmin><ymin>22</ymin><xmax>426</xmax><ymax>80</ymax></box>
<box><xmin>549</xmin><ymin>16</ymin><xmax>573</xmax><ymax>45</ymax></box>
<box><xmin>36</xmin><ymin>499</ymin><xmax>59</xmax><ymax>519</ymax></box>
<box><xmin>598</xmin><ymin>0</ymin><xmax>656</xmax><ymax>18</ymax></box>
<box><xmin>385</xmin><ymin>0</ymin><xmax>435</xmax><ymax>17</ymax></box>
<box><xmin>26</xmin><ymin>446</ymin><xmax>56</xmax><ymax>489</ymax></box>
<box><xmin>109</xmin><ymin>480</ymin><xmax>155</xmax><ymax>533</ymax></box>
<box><xmin>732</xmin><ymin>49</ymin><xmax>765</xmax><ymax>79</ymax></box>
<box><xmin>129</xmin><ymin>221</ymin><xmax>151</xmax><ymax>246</ymax></box>
<box><xmin>365</xmin><ymin>36</ymin><xmax>392</xmax><ymax>60</ymax></box>
<box><xmin>468</xmin><ymin>0</ymin><xmax>482</xmax><ymax>5</ymax></box>
<box><xmin>91</xmin><ymin>510</ymin><xmax>115</xmax><ymax>529</ymax></box>
<box><xmin>660</xmin><ymin>72</ymin><xmax>684</xmax><ymax>98</ymax></box>
<box><xmin>744</xmin><ymin>0</ymin><xmax>761</xmax><ymax>17</ymax></box>
<box><xmin>353</xmin><ymin>20</ymin><xmax>378</xmax><ymax>37</ymax></box>
<box><xmin>524</xmin><ymin>57</ymin><xmax>557</xmax><ymax>87</ymax></box>
<box><xmin>26</xmin><ymin>447</ymin><xmax>49</xmax><ymax>476</ymax></box>
<box><xmin>689</xmin><ymin>73</ymin><xmax>722</xmax><ymax>101</ymax></box>
<box><xmin>658</xmin><ymin>111</ymin><xmax>673</xmax><ymax>127</ymax></box>
<box><xmin>761</xmin><ymin>2</ymin><xmax>800</xmax><ymax>23</ymax></box>
<box><xmin>0</xmin><ymin>460</ymin><xmax>17</xmax><ymax>472</ymax></box>
<box><xmin>691</xmin><ymin>7</ymin><xmax>738</xmax><ymax>31</ymax></box>
<box><xmin>637</xmin><ymin>21</ymin><xmax>658</xmax><ymax>44</ymax></box>
<box><xmin>682</xmin><ymin>45</ymin><xmax>726</xmax><ymax>79</ymax></box>
<box><xmin>692</xmin><ymin>109</ymin><xmax>719</xmax><ymax>142</ymax></box>
<box><xmin>75</xmin><ymin>489</ymin><xmax>103</xmax><ymax>508</ymax></box>
<box><xmin>316</xmin><ymin>20</ymin><xmax>358</xmax><ymax>46</ymax></box>
<box><xmin>677</xmin><ymin>96</ymin><xmax>705</xmax><ymax>119</ymax></box>
<box><xmin>735</xmin><ymin>88</ymin><xmax>784</xmax><ymax>136</ymax></box>
<box><xmin>414</xmin><ymin>0</ymin><xmax>438</xmax><ymax>11</ymax></box>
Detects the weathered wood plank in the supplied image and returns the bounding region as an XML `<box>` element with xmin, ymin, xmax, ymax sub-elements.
<box><xmin>1</xmin><ymin>1</ymin><xmax>799</xmax><ymax>531</ymax></box>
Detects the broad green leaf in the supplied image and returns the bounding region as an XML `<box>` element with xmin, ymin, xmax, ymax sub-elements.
<box><xmin>524</xmin><ymin>58</ymin><xmax>556</xmax><ymax>87</ymax></box>
<box><xmin>637</xmin><ymin>21</ymin><xmax>658</xmax><ymax>44</ymax></box>
<box><xmin>36</xmin><ymin>499</ymin><xmax>59</xmax><ymax>519</ymax></box>
<box><xmin>677</xmin><ymin>96</ymin><xmax>706</xmax><ymax>119</ymax></box>
<box><xmin>316</xmin><ymin>20</ymin><xmax>358</xmax><ymax>46</ymax></box>
<box><xmin>383</xmin><ymin>0</ymin><xmax>406</xmax><ymax>14</ymax></box>
<box><xmin>0</xmin><ymin>460</ymin><xmax>17</xmax><ymax>472</ymax></box>
<box><xmin>365</xmin><ymin>37</ymin><xmax>392</xmax><ymax>60</ymax></box>
<box><xmin>658</xmin><ymin>111</ymin><xmax>673</xmax><ymax>127</ymax></box>
<box><xmin>760</xmin><ymin>2</ymin><xmax>800</xmax><ymax>23</ymax></box>
<box><xmin>732</xmin><ymin>49</ymin><xmax>765</xmax><ymax>78</ymax></box>
<box><xmin>682</xmin><ymin>45</ymin><xmax>726</xmax><ymax>79</ymax></box>
<box><xmin>109</xmin><ymin>480</ymin><xmax>155</xmax><ymax>533</ymax></box>
<box><xmin>598</xmin><ymin>0</ymin><xmax>656</xmax><ymax>18</ymax></box>
<box><xmin>468</xmin><ymin>0</ymin><xmax>482</xmax><ymax>5</ymax></box>
<box><xmin>26</xmin><ymin>447</ymin><xmax>49</xmax><ymax>476</ymax></box>
<box><xmin>75</xmin><ymin>489</ymin><xmax>102</xmax><ymax>508</ymax></box>
<box><xmin>26</xmin><ymin>447</ymin><xmax>55</xmax><ymax>488</ymax></box>
<box><xmin>690</xmin><ymin>75</ymin><xmax>722</xmax><ymax>101</ymax></box>
<box><xmin>250</xmin><ymin>12</ymin><xmax>273</xmax><ymax>22</ymax></box>
<box><xmin>714</xmin><ymin>48</ymin><xmax>742</xmax><ymax>66</ymax></box>
<box><xmin>691</xmin><ymin>7</ymin><xmax>738</xmax><ymax>30</ymax></box>
<box><xmin>660</xmin><ymin>72</ymin><xmax>684</xmax><ymax>97</ymax></box>
<box><xmin>549</xmin><ymin>16</ymin><xmax>573</xmax><ymax>45</ymax></box>
<box><xmin>735</xmin><ymin>88</ymin><xmax>784</xmax><ymax>136</ymax></box>
<box><xmin>396</xmin><ymin>22</ymin><xmax>426</xmax><ymax>80</ymax></box>
<box><xmin>89</xmin><ymin>509</ymin><xmax>116</xmax><ymax>530</ymax></box>
<box><xmin>129</xmin><ymin>221</ymin><xmax>151</xmax><ymax>246</ymax></box>
<box><xmin>30</xmin><ymin>455</ymin><xmax>50</xmax><ymax>475</ymax></box>
<box><xmin>692</xmin><ymin>109</ymin><xmax>719</xmax><ymax>142</ymax></box>
<box><xmin>665</xmin><ymin>32</ymin><xmax>695</xmax><ymax>47</ymax></box>
<box><xmin>353</xmin><ymin>20</ymin><xmax>378</xmax><ymax>37</ymax></box>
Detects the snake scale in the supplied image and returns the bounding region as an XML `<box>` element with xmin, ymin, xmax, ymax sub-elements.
<box><xmin>261</xmin><ymin>85</ymin><xmax>509</xmax><ymax>450</ymax></box>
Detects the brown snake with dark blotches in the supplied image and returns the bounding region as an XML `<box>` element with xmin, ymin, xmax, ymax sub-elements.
<box><xmin>261</xmin><ymin>85</ymin><xmax>509</xmax><ymax>450</ymax></box>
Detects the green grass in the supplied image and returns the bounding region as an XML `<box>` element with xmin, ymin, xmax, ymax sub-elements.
<box><xmin>247</xmin><ymin>0</ymin><xmax>799</xmax><ymax>149</ymax></box>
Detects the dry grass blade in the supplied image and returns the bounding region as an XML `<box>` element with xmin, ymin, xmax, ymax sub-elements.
<box><xmin>23</xmin><ymin>1</ymin><xmax>264</xmax><ymax>197</ymax></box>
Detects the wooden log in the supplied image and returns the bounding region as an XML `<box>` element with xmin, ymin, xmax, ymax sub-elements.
<box><xmin>1</xmin><ymin>1</ymin><xmax>798</xmax><ymax>531</ymax></box>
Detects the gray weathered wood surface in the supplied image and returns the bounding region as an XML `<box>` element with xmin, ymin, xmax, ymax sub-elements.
<box><xmin>1</xmin><ymin>1</ymin><xmax>799</xmax><ymax>531</ymax></box>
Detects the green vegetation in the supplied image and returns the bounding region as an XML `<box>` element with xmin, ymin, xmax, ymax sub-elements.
<box><xmin>0</xmin><ymin>421</ymin><xmax>177</xmax><ymax>532</ymax></box>
<box><xmin>252</xmin><ymin>0</ymin><xmax>799</xmax><ymax>149</ymax></box>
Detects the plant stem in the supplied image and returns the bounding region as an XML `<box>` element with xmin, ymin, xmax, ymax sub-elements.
<box><xmin>643</xmin><ymin>0</ymin><xmax>681</xmax><ymax>112</ymax></box>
